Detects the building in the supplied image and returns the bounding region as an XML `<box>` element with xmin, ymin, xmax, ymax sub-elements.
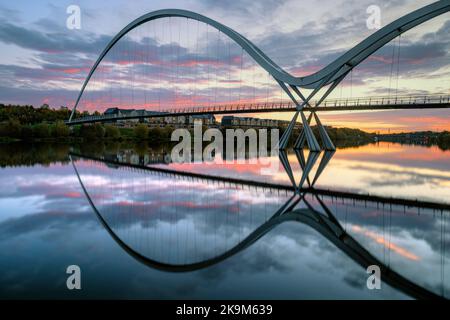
<box><xmin>103</xmin><ymin>108</ymin><xmax>167</xmax><ymax>127</ymax></box>
<box><xmin>221</xmin><ymin>116</ymin><xmax>239</xmax><ymax>126</ymax></box>
<box><xmin>221</xmin><ymin>116</ymin><xmax>282</xmax><ymax>128</ymax></box>
<box><xmin>102</xmin><ymin>108</ymin><xmax>217</xmax><ymax>128</ymax></box>
<box><xmin>188</xmin><ymin>114</ymin><xmax>216</xmax><ymax>127</ymax></box>
<box><xmin>163</xmin><ymin>114</ymin><xmax>216</xmax><ymax>128</ymax></box>
<box><xmin>164</xmin><ymin>115</ymin><xmax>186</xmax><ymax>127</ymax></box>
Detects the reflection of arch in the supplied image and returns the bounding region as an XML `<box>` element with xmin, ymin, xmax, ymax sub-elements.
<box><xmin>70</xmin><ymin>155</ymin><xmax>444</xmax><ymax>299</ymax></box>
<box><xmin>69</xmin><ymin>2</ymin><xmax>450</xmax><ymax>121</ymax></box>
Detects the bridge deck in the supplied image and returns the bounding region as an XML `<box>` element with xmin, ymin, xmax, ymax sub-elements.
<box><xmin>66</xmin><ymin>95</ymin><xmax>450</xmax><ymax>125</ymax></box>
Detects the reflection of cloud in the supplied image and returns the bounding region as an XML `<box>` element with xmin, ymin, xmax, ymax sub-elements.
<box><xmin>0</xmin><ymin>210</ymin><xmax>95</xmax><ymax>241</ymax></box>
<box><xmin>351</xmin><ymin>225</ymin><xmax>420</xmax><ymax>261</ymax></box>
<box><xmin>2</xmin><ymin>139</ymin><xmax>450</xmax><ymax>298</ymax></box>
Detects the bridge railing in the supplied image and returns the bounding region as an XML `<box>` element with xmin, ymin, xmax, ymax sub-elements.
<box><xmin>66</xmin><ymin>94</ymin><xmax>450</xmax><ymax>124</ymax></box>
<box><xmin>321</xmin><ymin>94</ymin><xmax>450</xmax><ymax>107</ymax></box>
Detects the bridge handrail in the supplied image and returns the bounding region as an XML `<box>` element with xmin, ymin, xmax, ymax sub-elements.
<box><xmin>66</xmin><ymin>94</ymin><xmax>450</xmax><ymax>124</ymax></box>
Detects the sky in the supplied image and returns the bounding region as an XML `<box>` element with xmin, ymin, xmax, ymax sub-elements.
<box><xmin>0</xmin><ymin>0</ymin><xmax>449</xmax><ymax>132</ymax></box>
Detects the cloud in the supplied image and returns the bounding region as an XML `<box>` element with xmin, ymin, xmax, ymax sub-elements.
<box><xmin>0</xmin><ymin>0</ymin><xmax>449</xmax><ymax>133</ymax></box>
<box><xmin>0</xmin><ymin>22</ymin><xmax>109</xmax><ymax>55</ymax></box>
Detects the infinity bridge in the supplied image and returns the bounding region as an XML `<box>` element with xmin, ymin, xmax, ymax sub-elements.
<box><xmin>68</xmin><ymin>2</ymin><xmax>450</xmax><ymax>152</ymax></box>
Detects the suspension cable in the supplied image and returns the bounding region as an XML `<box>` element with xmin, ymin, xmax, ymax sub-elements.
<box><xmin>158</xmin><ymin>19</ymin><xmax>162</xmax><ymax>111</ymax></box>
<box><xmin>395</xmin><ymin>34</ymin><xmax>402</xmax><ymax>99</ymax></box>
<box><xmin>215</xmin><ymin>30</ymin><xmax>220</xmax><ymax>106</ymax></box>
<box><xmin>350</xmin><ymin>69</ymin><xmax>353</xmax><ymax>98</ymax></box>
<box><xmin>176</xmin><ymin>18</ymin><xmax>181</xmax><ymax>108</ymax></box>
<box><xmin>144</xmin><ymin>22</ymin><xmax>148</xmax><ymax>109</ymax></box>
<box><xmin>195</xmin><ymin>20</ymin><xmax>199</xmax><ymax>108</ymax></box>
<box><xmin>206</xmin><ymin>24</ymin><xmax>210</xmax><ymax>107</ymax></box>
<box><xmin>238</xmin><ymin>47</ymin><xmax>243</xmax><ymax>104</ymax></box>
<box><xmin>388</xmin><ymin>39</ymin><xmax>396</xmax><ymax>99</ymax></box>
<box><xmin>169</xmin><ymin>17</ymin><xmax>173</xmax><ymax>108</ymax></box>
<box><xmin>228</xmin><ymin>36</ymin><xmax>231</xmax><ymax>106</ymax></box>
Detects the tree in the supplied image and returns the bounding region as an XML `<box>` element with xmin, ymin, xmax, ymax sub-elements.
<box><xmin>32</xmin><ymin>123</ymin><xmax>50</xmax><ymax>138</ymax></box>
<box><xmin>51</xmin><ymin>120</ymin><xmax>70</xmax><ymax>137</ymax></box>
<box><xmin>20</xmin><ymin>125</ymin><xmax>33</xmax><ymax>139</ymax></box>
<box><xmin>93</xmin><ymin>123</ymin><xmax>105</xmax><ymax>138</ymax></box>
<box><xmin>1</xmin><ymin>119</ymin><xmax>22</xmax><ymax>138</ymax></box>
<box><xmin>162</xmin><ymin>126</ymin><xmax>174</xmax><ymax>140</ymax></box>
<box><xmin>134</xmin><ymin>124</ymin><xmax>149</xmax><ymax>140</ymax></box>
<box><xmin>80</xmin><ymin>123</ymin><xmax>104</xmax><ymax>139</ymax></box>
<box><xmin>105</xmin><ymin>125</ymin><xmax>120</xmax><ymax>139</ymax></box>
<box><xmin>149</xmin><ymin>127</ymin><xmax>164</xmax><ymax>140</ymax></box>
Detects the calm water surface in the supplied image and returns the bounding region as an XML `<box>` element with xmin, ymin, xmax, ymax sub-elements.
<box><xmin>0</xmin><ymin>142</ymin><xmax>449</xmax><ymax>299</ymax></box>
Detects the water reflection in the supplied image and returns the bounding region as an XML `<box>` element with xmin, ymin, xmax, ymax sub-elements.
<box><xmin>70</xmin><ymin>148</ymin><xmax>450</xmax><ymax>299</ymax></box>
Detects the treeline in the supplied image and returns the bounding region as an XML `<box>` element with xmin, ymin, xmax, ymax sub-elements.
<box><xmin>0</xmin><ymin>119</ymin><xmax>176</xmax><ymax>142</ymax></box>
<box><xmin>0</xmin><ymin>118</ymin><xmax>376</xmax><ymax>146</ymax></box>
<box><xmin>0</xmin><ymin>103</ymin><xmax>92</xmax><ymax>125</ymax></box>
<box><xmin>378</xmin><ymin>130</ymin><xmax>450</xmax><ymax>151</ymax></box>
<box><xmin>0</xmin><ymin>119</ymin><xmax>71</xmax><ymax>141</ymax></box>
<box><xmin>71</xmin><ymin>123</ymin><xmax>175</xmax><ymax>141</ymax></box>
<box><xmin>319</xmin><ymin>127</ymin><xmax>375</xmax><ymax>142</ymax></box>
<box><xmin>0</xmin><ymin>143</ymin><xmax>71</xmax><ymax>167</ymax></box>
<box><xmin>0</xmin><ymin>141</ymin><xmax>170</xmax><ymax>167</ymax></box>
<box><xmin>436</xmin><ymin>131</ymin><xmax>450</xmax><ymax>150</ymax></box>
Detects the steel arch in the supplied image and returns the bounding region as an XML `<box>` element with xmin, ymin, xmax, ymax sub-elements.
<box><xmin>69</xmin><ymin>2</ymin><xmax>450</xmax><ymax>121</ymax></box>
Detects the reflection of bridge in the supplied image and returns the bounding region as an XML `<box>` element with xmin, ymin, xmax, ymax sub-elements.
<box><xmin>70</xmin><ymin>152</ymin><xmax>447</xmax><ymax>299</ymax></box>
<box><xmin>68</xmin><ymin>2</ymin><xmax>450</xmax><ymax>153</ymax></box>
<box><xmin>66</xmin><ymin>94</ymin><xmax>450</xmax><ymax>126</ymax></box>
<box><xmin>70</xmin><ymin>151</ymin><xmax>450</xmax><ymax>212</ymax></box>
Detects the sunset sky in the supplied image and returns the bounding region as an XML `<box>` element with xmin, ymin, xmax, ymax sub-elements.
<box><xmin>0</xmin><ymin>0</ymin><xmax>449</xmax><ymax>133</ymax></box>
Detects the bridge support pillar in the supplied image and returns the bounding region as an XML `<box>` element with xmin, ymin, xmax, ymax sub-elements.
<box><xmin>279</xmin><ymin>111</ymin><xmax>299</xmax><ymax>149</ymax></box>
<box><xmin>294</xmin><ymin>112</ymin><xmax>311</xmax><ymax>149</ymax></box>
<box><xmin>280</xmin><ymin>111</ymin><xmax>322</xmax><ymax>151</ymax></box>
<box><xmin>314</xmin><ymin>112</ymin><xmax>336</xmax><ymax>151</ymax></box>
<box><xmin>292</xmin><ymin>112</ymin><xmax>335</xmax><ymax>151</ymax></box>
<box><xmin>300</xmin><ymin>111</ymin><xmax>321</xmax><ymax>152</ymax></box>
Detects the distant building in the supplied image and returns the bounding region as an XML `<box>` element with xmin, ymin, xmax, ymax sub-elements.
<box><xmin>188</xmin><ymin>114</ymin><xmax>216</xmax><ymax>126</ymax></box>
<box><xmin>221</xmin><ymin>116</ymin><xmax>239</xmax><ymax>126</ymax></box>
<box><xmin>164</xmin><ymin>115</ymin><xmax>186</xmax><ymax>127</ymax></box>
<box><xmin>103</xmin><ymin>108</ymin><xmax>167</xmax><ymax>126</ymax></box>
<box><xmin>221</xmin><ymin>116</ymin><xmax>286</xmax><ymax>128</ymax></box>
<box><xmin>101</xmin><ymin>108</ymin><xmax>218</xmax><ymax>128</ymax></box>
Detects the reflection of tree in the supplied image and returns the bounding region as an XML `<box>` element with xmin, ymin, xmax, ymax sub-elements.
<box><xmin>437</xmin><ymin>132</ymin><xmax>450</xmax><ymax>151</ymax></box>
<box><xmin>70</xmin><ymin>141</ymin><xmax>169</xmax><ymax>160</ymax></box>
<box><xmin>0</xmin><ymin>143</ymin><xmax>71</xmax><ymax>167</ymax></box>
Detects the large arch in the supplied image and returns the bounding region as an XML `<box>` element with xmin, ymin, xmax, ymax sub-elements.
<box><xmin>69</xmin><ymin>2</ymin><xmax>450</xmax><ymax>121</ymax></box>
